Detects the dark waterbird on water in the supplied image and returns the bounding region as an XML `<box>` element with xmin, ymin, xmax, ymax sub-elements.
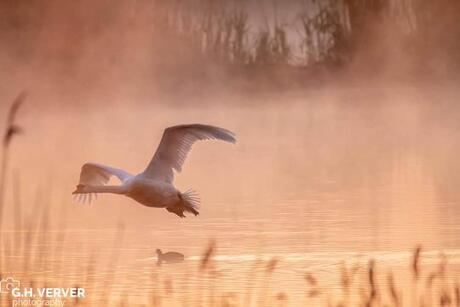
<box><xmin>156</xmin><ymin>249</ymin><xmax>184</xmax><ymax>266</ymax></box>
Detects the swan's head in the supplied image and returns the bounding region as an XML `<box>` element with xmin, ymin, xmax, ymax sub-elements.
<box><xmin>156</xmin><ymin>249</ymin><xmax>162</xmax><ymax>256</ymax></box>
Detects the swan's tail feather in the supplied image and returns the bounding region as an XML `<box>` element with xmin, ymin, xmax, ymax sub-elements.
<box><xmin>181</xmin><ymin>189</ymin><xmax>200</xmax><ymax>216</ymax></box>
<box><xmin>72</xmin><ymin>185</ymin><xmax>98</xmax><ymax>204</ymax></box>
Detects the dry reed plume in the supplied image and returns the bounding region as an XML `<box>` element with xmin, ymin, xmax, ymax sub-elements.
<box><xmin>0</xmin><ymin>91</ymin><xmax>26</xmax><ymax>230</ymax></box>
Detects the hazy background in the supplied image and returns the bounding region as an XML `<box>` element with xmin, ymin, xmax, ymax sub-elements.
<box><xmin>0</xmin><ymin>0</ymin><xmax>459</xmax><ymax>249</ymax></box>
<box><xmin>0</xmin><ymin>1</ymin><xmax>460</xmax><ymax>305</ymax></box>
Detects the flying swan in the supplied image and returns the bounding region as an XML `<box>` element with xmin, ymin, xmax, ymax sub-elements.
<box><xmin>72</xmin><ymin>124</ymin><xmax>236</xmax><ymax>217</ymax></box>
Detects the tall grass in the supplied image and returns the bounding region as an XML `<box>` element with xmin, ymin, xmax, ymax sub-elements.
<box><xmin>154</xmin><ymin>0</ymin><xmax>324</xmax><ymax>67</ymax></box>
<box><xmin>0</xmin><ymin>91</ymin><xmax>26</xmax><ymax>231</ymax></box>
<box><xmin>0</xmin><ymin>91</ymin><xmax>26</xmax><ymax>281</ymax></box>
<box><xmin>152</xmin><ymin>0</ymin><xmax>460</xmax><ymax>73</ymax></box>
<box><xmin>1</xmin><ymin>217</ymin><xmax>459</xmax><ymax>307</ymax></box>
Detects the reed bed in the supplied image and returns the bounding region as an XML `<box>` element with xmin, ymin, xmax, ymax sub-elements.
<box><xmin>1</xmin><ymin>226</ymin><xmax>459</xmax><ymax>307</ymax></box>
<box><xmin>151</xmin><ymin>0</ymin><xmax>460</xmax><ymax>69</ymax></box>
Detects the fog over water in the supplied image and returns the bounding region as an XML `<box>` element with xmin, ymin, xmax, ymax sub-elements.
<box><xmin>2</xmin><ymin>85</ymin><xmax>460</xmax><ymax>304</ymax></box>
<box><xmin>4</xmin><ymin>83</ymin><xmax>459</xmax><ymax>246</ymax></box>
<box><xmin>1</xmin><ymin>1</ymin><xmax>460</xmax><ymax>305</ymax></box>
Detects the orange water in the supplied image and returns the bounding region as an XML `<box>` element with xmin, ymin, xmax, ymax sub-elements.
<box><xmin>1</xmin><ymin>85</ymin><xmax>460</xmax><ymax>305</ymax></box>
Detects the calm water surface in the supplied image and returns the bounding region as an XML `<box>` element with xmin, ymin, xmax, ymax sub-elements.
<box><xmin>1</xmin><ymin>86</ymin><xmax>460</xmax><ymax>305</ymax></box>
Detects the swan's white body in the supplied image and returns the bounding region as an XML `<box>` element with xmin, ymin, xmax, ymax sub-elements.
<box><xmin>73</xmin><ymin>124</ymin><xmax>236</xmax><ymax>217</ymax></box>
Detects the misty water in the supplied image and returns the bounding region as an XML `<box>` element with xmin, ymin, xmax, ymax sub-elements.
<box><xmin>2</xmin><ymin>84</ymin><xmax>460</xmax><ymax>305</ymax></box>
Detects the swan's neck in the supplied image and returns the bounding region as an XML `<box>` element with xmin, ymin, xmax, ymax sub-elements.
<box><xmin>85</xmin><ymin>185</ymin><xmax>127</xmax><ymax>195</ymax></box>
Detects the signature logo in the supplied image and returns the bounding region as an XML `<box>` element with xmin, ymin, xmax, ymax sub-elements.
<box><xmin>0</xmin><ymin>277</ymin><xmax>20</xmax><ymax>294</ymax></box>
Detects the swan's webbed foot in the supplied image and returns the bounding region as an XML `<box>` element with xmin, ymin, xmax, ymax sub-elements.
<box><xmin>166</xmin><ymin>207</ymin><xmax>186</xmax><ymax>218</ymax></box>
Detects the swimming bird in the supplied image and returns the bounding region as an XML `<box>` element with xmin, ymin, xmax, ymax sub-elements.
<box><xmin>156</xmin><ymin>249</ymin><xmax>184</xmax><ymax>266</ymax></box>
<box><xmin>72</xmin><ymin>124</ymin><xmax>236</xmax><ymax>217</ymax></box>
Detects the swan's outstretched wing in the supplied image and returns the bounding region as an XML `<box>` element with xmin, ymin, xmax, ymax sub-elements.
<box><xmin>143</xmin><ymin>124</ymin><xmax>236</xmax><ymax>183</ymax></box>
<box><xmin>77</xmin><ymin>163</ymin><xmax>133</xmax><ymax>185</ymax></box>
<box><xmin>73</xmin><ymin>163</ymin><xmax>133</xmax><ymax>203</ymax></box>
